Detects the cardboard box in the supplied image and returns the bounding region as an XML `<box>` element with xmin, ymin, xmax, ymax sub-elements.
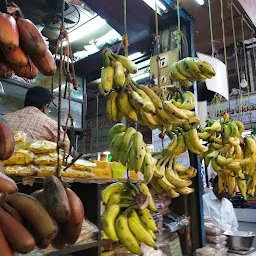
<box><xmin>91</xmin><ymin>168</ymin><xmax>112</xmax><ymax>179</ymax></box>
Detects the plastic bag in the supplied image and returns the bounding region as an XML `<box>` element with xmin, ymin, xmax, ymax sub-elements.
<box><xmin>13</xmin><ymin>131</ymin><xmax>26</xmax><ymax>144</ymax></box>
<box><xmin>205</xmin><ymin>221</ymin><xmax>224</xmax><ymax>236</ymax></box>
<box><xmin>216</xmin><ymin>247</ymin><xmax>228</xmax><ymax>256</ymax></box>
<box><xmin>19</xmin><ymin>140</ymin><xmax>57</xmax><ymax>154</ymax></box>
<box><xmin>2</xmin><ymin>148</ymin><xmax>35</xmax><ymax>165</ymax></box>
<box><xmin>61</xmin><ymin>169</ymin><xmax>95</xmax><ymax>179</ymax></box>
<box><xmin>206</xmin><ymin>242</ymin><xmax>226</xmax><ymax>250</ymax></box>
<box><xmin>4</xmin><ymin>165</ymin><xmax>38</xmax><ymax>176</ymax></box>
<box><xmin>36</xmin><ymin>166</ymin><xmax>57</xmax><ymax>177</ymax></box>
<box><xmin>196</xmin><ymin>247</ymin><xmax>216</xmax><ymax>256</ymax></box>
<box><xmin>34</xmin><ymin>153</ymin><xmax>59</xmax><ymax>166</ymax></box>
<box><xmin>64</xmin><ymin>156</ymin><xmax>96</xmax><ymax>171</ymax></box>
<box><xmin>163</xmin><ymin>214</ymin><xmax>189</xmax><ymax>232</ymax></box>
<box><xmin>206</xmin><ymin>235</ymin><xmax>227</xmax><ymax>244</ymax></box>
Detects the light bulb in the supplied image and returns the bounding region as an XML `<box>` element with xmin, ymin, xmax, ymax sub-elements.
<box><xmin>195</xmin><ymin>0</ymin><xmax>204</xmax><ymax>5</ymax></box>
<box><xmin>241</xmin><ymin>73</ymin><xmax>247</xmax><ymax>88</ymax></box>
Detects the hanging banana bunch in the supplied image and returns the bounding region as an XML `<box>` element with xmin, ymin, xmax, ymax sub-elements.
<box><xmin>199</xmin><ymin>112</ymin><xmax>256</xmax><ymax>199</ymax></box>
<box><xmin>170</xmin><ymin>57</ymin><xmax>216</xmax><ymax>87</ymax></box>
<box><xmin>101</xmin><ymin>182</ymin><xmax>158</xmax><ymax>256</ymax></box>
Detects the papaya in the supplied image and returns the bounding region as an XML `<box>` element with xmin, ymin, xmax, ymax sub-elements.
<box><xmin>0</xmin><ymin>13</ymin><xmax>19</xmax><ymax>52</ymax></box>
<box><xmin>0</xmin><ymin>207</ymin><xmax>35</xmax><ymax>254</ymax></box>
<box><xmin>63</xmin><ymin>188</ymin><xmax>84</xmax><ymax>244</ymax></box>
<box><xmin>31</xmin><ymin>49</ymin><xmax>56</xmax><ymax>76</ymax></box>
<box><xmin>6</xmin><ymin>193</ymin><xmax>58</xmax><ymax>240</ymax></box>
<box><xmin>44</xmin><ymin>175</ymin><xmax>70</xmax><ymax>223</ymax></box>
<box><xmin>12</xmin><ymin>57</ymin><xmax>38</xmax><ymax>79</ymax></box>
<box><xmin>0</xmin><ymin>116</ymin><xmax>15</xmax><ymax>160</ymax></box>
<box><xmin>3</xmin><ymin>46</ymin><xmax>28</xmax><ymax>67</ymax></box>
<box><xmin>0</xmin><ymin>226</ymin><xmax>13</xmax><ymax>256</ymax></box>
<box><xmin>16</xmin><ymin>18</ymin><xmax>47</xmax><ymax>58</ymax></box>
<box><xmin>0</xmin><ymin>60</ymin><xmax>13</xmax><ymax>78</ymax></box>
<box><xmin>0</xmin><ymin>172</ymin><xmax>17</xmax><ymax>194</ymax></box>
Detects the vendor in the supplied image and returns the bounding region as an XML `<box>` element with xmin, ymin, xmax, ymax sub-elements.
<box><xmin>4</xmin><ymin>86</ymin><xmax>70</xmax><ymax>152</ymax></box>
<box><xmin>203</xmin><ymin>175</ymin><xmax>238</xmax><ymax>231</ymax></box>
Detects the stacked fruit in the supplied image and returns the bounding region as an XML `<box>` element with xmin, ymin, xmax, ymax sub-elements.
<box><xmin>200</xmin><ymin>113</ymin><xmax>256</xmax><ymax>199</ymax></box>
<box><xmin>0</xmin><ymin>172</ymin><xmax>57</xmax><ymax>255</ymax></box>
<box><xmin>30</xmin><ymin>175</ymin><xmax>84</xmax><ymax>249</ymax></box>
<box><xmin>0</xmin><ymin>11</ymin><xmax>56</xmax><ymax>79</ymax></box>
<box><xmin>108</xmin><ymin>124</ymin><xmax>197</xmax><ymax>197</ymax></box>
<box><xmin>0</xmin><ymin>174</ymin><xmax>85</xmax><ymax>255</ymax></box>
<box><xmin>102</xmin><ymin>182</ymin><xmax>158</xmax><ymax>256</ymax></box>
<box><xmin>170</xmin><ymin>57</ymin><xmax>216</xmax><ymax>87</ymax></box>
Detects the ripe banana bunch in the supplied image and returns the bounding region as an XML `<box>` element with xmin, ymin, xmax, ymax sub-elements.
<box><xmin>150</xmin><ymin>132</ymin><xmax>196</xmax><ymax>197</ymax></box>
<box><xmin>102</xmin><ymin>182</ymin><xmax>158</xmax><ymax>255</ymax></box>
<box><xmin>199</xmin><ymin>112</ymin><xmax>256</xmax><ymax>199</ymax></box>
<box><xmin>99</xmin><ymin>48</ymin><xmax>137</xmax><ymax>95</ymax></box>
<box><xmin>170</xmin><ymin>57</ymin><xmax>216</xmax><ymax>87</ymax></box>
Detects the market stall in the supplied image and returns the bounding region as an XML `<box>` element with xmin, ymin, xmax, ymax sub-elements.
<box><xmin>0</xmin><ymin>0</ymin><xmax>256</xmax><ymax>255</ymax></box>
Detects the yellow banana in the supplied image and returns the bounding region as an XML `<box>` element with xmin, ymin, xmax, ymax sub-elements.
<box><xmin>102</xmin><ymin>182</ymin><xmax>126</xmax><ymax>204</ymax></box>
<box><xmin>181</xmin><ymin>80</ymin><xmax>193</xmax><ymax>87</ymax></box>
<box><xmin>115</xmin><ymin>208</ymin><xmax>143</xmax><ymax>255</ymax></box>
<box><xmin>236</xmin><ymin>178</ymin><xmax>247</xmax><ymax>200</ymax></box>
<box><xmin>128</xmin><ymin>88</ymin><xmax>145</xmax><ymax>110</ymax></box>
<box><xmin>128</xmin><ymin>213</ymin><xmax>157</xmax><ymax>249</ymax></box>
<box><xmin>171</xmin><ymin>62</ymin><xmax>187</xmax><ymax>81</ymax></box>
<box><xmin>227</xmin><ymin>174</ymin><xmax>236</xmax><ymax>197</ymax></box>
<box><xmin>177</xmin><ymin>59</ymin><xmax>193</xmax><ymax>79</ymax></box>
<box><xmin>167</xmin><ymin>189</ymin><xmax>180</xmax><ymax>198</ymax></box>
<box><xmin>118</xmin><ymin>85</ymin><xmax>138</xmax><ymax>121</ymax></box>
<box><xmin>179</xmin><ymin>91</ymin><xmax>196</xmax><ymax>110</ymax></box>
<box><xmin>136</xmin><ymin>84</ymin><xmax>163</xmax><ymax>110</ymax></box>
<box><xmin>150</xmin><ymin>177</ymin><xmax>164</xmax><ymax>193</ymax></box>
<box><xmin>176</xmin><ymin>186</ymin><xmax>194</xmax><ymax>195</ymax></box>
<box><xmin>165</xmin><ymin>167</ymin><xmax>192</xmax><ymax>188</ymax></box>
<box><xmin>106</xmin><ymin>91</ymin><xmax>115</xmax><ymax>120</ymax></box>
<box><xmin>137</xmin><ymin>208</ymin><xmax>158</xmax><ymax>231</ymax></box>
<box><xmin>199</xmin><ymin>131</ymin><xmax>213</xmax><ymax>140</ymax></box>
<box><xmin>108</xmin><ymin>123</ymin><xmax>127</xmax><ymax>142</ymax></box>
<box><xmin>101</xmin><ymin>66</ymin><xmax>114</xmax><ymax>94</ymax></box>
<box><xmin>163</xmin><ymin>100</ymin><xmax>188</xmax><ymax>120</ymax></box>
<box><xmin>102</xmin><ymin>204</ymin><xmax>120</xmax><ymax>241</ymax></box>
<box><xmin>194</xmin><ymin>59</ymin><xmax>215</xmax><ymax>76</ymax></box>
<box><xmin>142</xmin><ymin>153</ymin><xmax>155</xmax><ymax>184</ymax></box>
<box><xmin>157</xmin><ymin>175</ymin><xmax>175</xmax><ymax>191</ymax></box>
<box><xmin>113</xmin><ymin>61</ymin><xmax>125</xmax><ymax>87</ymax></box>
<box><xmin>218</xmin><ymin>172</ymin><xmax>227</xmax><ymax>194</ymax></box>
<box><xmin>184</xmin><ymin>57</ymin><xmax>201</xmax><ymax>75</ymax></box>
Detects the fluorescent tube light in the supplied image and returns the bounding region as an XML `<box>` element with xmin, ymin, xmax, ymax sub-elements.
<box><xmin>129</xmin><ymin>52</ymin><xmax>144</xmax><ymax>60</ymax></box>
<box><xmin>195</xmin><ymin>0</ymin><xmax>204</xmax><ymax>5</ymax></box>
<box><xmin>142</xmin><ymin>0</ymin><xmax>167</xmax><ymax>14</ymax></box>
<box><xmin>63</xmin><ymin>16</ymin><xmax>106</xmax><ymax>46</ymax></box>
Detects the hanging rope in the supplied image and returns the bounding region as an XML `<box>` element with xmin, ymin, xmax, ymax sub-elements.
<box><xmin>177</xmin><ymin>0</ymin><xmax>181</xmax><ymax>56</ymax></box>
<box><xmin>241</xmin><ymin>16</ymin><xmax>253</xmax><ymax>129</ymax></box>
<box><xmin>56</xmin><ymin>0</ymin><xmax>66</xmax><ymax>178</ymax></box>
<box><xmin>220</xmin><ymin>0</ymin><xmax>231</xmax><ymax>113</ymax></box>
<box><xmin>96</xmin><ymin>92</ymin><xmax>99</xmax><ymax>148</ymax></box>
<box><xmin>252</xmin><ymin>31</ymin><xmax>256</xmax><ymax>77</ymax></box>
<box><xmin>230</xmin><ymin>3</ymin><xmax>242</xmax><ymax>120</ymax></box>
<box><xmin>123</xmin><ymin>0</ymin><xmax>128</xmax><ymax>57</ymax></box>
<box><xmin>208</xmin><ymin>0</ymin><xmax>215</xmax><ymax>56</ymax></box>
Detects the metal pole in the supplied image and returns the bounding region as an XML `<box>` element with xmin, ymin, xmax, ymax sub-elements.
<box><xmin>190</xmin><ymin>19</ymin><xmax>206</xmax><ymax>248</ymax></box>
<box><xmin>247</xmin><ymin>50</ymin><xmax>255</xmax><ymax>92</ymax></box>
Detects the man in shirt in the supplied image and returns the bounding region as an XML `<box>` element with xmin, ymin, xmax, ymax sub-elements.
<box><xmin>203</xmin><ymin>175</ymin><xmax>238</xmax><ymax>231</ymax></box>
<box><xmin>4</xmin><ymin>86</ymin><xmax>70</xmax><ymax>151</ymax></box>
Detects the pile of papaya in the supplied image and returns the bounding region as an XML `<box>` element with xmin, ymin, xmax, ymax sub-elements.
<box><xmin>0</xmin><ymin>8</ymin><xmax>56</xmax><ymax>79</ymax></box>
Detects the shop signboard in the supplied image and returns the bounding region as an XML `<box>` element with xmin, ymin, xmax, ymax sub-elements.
<box><xmin>84</xmin><ymin>116</ymin><xmax>116</xmax><ymax>153</ymax></box>
<box><xmin>238</xmin><ymin>0</ymin><xmax>256</xmax><ymax>28</ymax></box>
<box><xmin>207</xmin><ymin>94</ymin><xmax>256</xmax><ymax>125</ymax></box>
<box><xmin>152</xmin><ymin>129</ymin><xmax>190</xmax><ymax>168</ymax></box>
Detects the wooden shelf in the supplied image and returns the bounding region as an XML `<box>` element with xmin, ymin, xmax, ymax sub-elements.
<box><xmin>46</xmin><ymin>240</ymin><xmax>98</xmax><ymax>256</ymax></box>
<box><xmin>11</xmin><ymin>176</ymin><xmax>143</xmax><ymax>185</ymax></box>
<box><xmin>45</xmin><ymin>240</ymin><xmax>113</xmax><ymax>256</ymax></box>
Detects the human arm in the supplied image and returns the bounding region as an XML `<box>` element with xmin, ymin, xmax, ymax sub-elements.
<box><xmin>231</xmin><ymin>208</ymin><xmax>239</xmax><ymax>231</ymax></box>
<box><xmin>203</xmin><ymin>195</ymin><xmax>210</xmax><ymax>217</ymax></box>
